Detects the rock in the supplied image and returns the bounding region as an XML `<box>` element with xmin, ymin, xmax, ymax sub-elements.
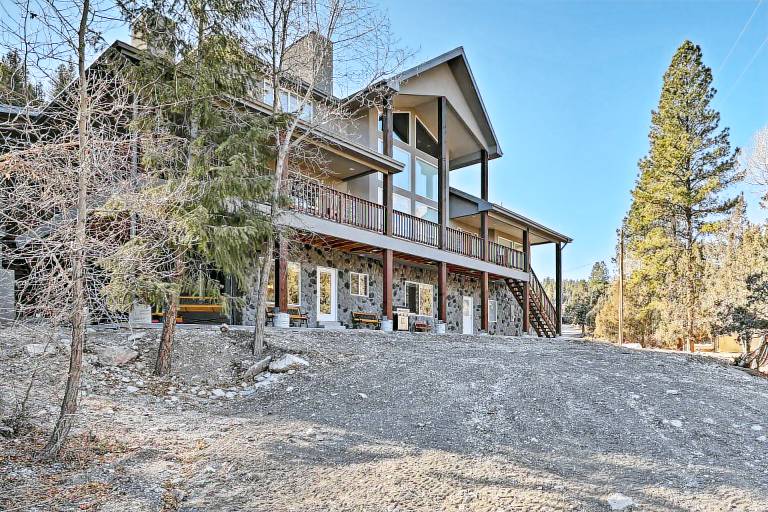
<box><xmin>757</xmin><ymin>435</ymin><xmax>767</xmax><ymax>442</ymax></box>
<box><xmin>666</xmin><ymin>389</ymin><xmax>679</xmax><ymax>395</ymax></box>
<box><xmin>750</xmin><ymin>425</ymin><xmax>762</xmax><ymax>431</ymax></box>
<box><xmin>127</xmin><ymin>333</ymin><xmax>146</xmax><ymax>342</ymax></box>
<box><xmin>358</xmin><ymin>392</ymin><xmax>368</xmax><ymax>399</ymax></box>
<box><xmin>269</xmin><ymin>354</ymin><xmax>309</xmax><ymax>373</ymax></box>
<box><xmin>125</xmin><ymin>385</ymin><xmax>139</xmax><ymax>393</ymax></box>
<box><xmin>244</xmin><ymin>356</ymin><xmax>272</xmax><ymax>380</ymax></box>
<box><xmin>668</xmin><ymin>419</ymin><xmax>683</xmax><ymax>428</ymax></box>
<box><xmin>211</xmin><ymin>389</ymin><xmax>226</xmax><ymax>398</ymax></box>
<box><xmin>220</xmin><ymin>323</ymin><xmax>229</xmax><ymax>333</ymax></box>
<box><xmin>607</xmin><ymin>493</ymin><xmax>634</xmax><ymax>510</ymax></box>
<box><xmin>24</xmin><ymin>343</ymin><xmax>56</xmax><ymax>356</ymax></box>
<box><xmin>97</xmin><ymin>346</ymin><xmax>139</xmax><ymax>366</ymax></box>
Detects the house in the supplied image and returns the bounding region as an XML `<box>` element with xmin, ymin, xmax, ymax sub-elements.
<box><xmin>1</xmin><ymin>31</ymin><xmax>572</xmax><ymax>337</ymax></box>
<box><xmin>239</xmin><ymin>43</ymin><xmax>572</xmax><ymax>336</ymax></box>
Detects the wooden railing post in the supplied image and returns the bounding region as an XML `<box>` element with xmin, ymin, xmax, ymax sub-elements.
<box><xmin>522</xmin><ymin>228</ymin><xmax>530</xmax><ymax>334</ymax></box>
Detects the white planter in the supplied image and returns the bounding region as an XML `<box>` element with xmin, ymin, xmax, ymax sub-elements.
<box><xmin>128</xmin><ymin>303</ymin><xmax>152</xmax><ymax>325</ymax></box>
<box><xmin>274</xmin><ymin>312</ymin><xmax>290</xmax><ymax>328</ymax></box>
<box><xmin>381</xmin><ymin>319</ymin><xmax>393</xmax><ymax>332</ymax></box>
<box><xmin>435</xmin><ymin>322</ymin><xmax>446</xmax><ymax>334</ymax></box>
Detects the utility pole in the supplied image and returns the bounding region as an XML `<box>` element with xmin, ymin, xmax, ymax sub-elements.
<box><xmin>618</xmin><ymin>227</ymin><xmax>624</xmax><ymax>345</ymax></box>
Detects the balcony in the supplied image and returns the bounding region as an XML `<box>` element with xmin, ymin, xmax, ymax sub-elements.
<box><xmin>287</xmin><ymin>177</ymin><xmax>525</xmax><ymax>272</ymax></box>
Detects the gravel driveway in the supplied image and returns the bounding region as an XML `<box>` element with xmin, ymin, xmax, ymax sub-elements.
<box><xmin>2</xmin><ymin>328</ymin><xmax>767</xmax><ymax>511</ymax></box>
<box><xmin>196</xmin><ymin>330</ymin><xmax>768</xmax><ymax>511</ymax></box>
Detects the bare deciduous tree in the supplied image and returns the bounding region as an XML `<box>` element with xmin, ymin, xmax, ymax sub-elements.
<box><xmin>0</xmin><ymin>0</ymin><xmax>142</xmax><ymax>458</ymax></box>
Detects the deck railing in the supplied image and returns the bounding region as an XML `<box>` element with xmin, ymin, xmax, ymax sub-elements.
<box><xmin>287</xmin><ymin>177</ymin><xmax>530</xmax><ymax>273</ymax></box>
<box><xmin>288</xmin><ymin>177</ymin><xmax>384</xmax><ymax>233</ymax></box>
<box><xmin>530</xmin><ymin>269</ymin><xmax>557</xmax><ymax>329</ymax></box>
<box><xmin>445</xmin><ymin>226</ymin><xmax>483</xmax><ymax>259</ymax></box>
<box><xmin>392</xmin><ymin>210</ymin><xmax>440</xmax><ymax>247</ymax></box>
<box><xmin>487</xmin><ymin>241</ymin><xmax>525</xmax><ymax>271</ymax></box>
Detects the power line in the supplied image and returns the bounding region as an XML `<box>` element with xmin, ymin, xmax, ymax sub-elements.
<box><xmin>723</xmin><ymin>31</ymin><xmax>768</xmax><ymax>100</ymax></box>
<box><xmin>718</xmin><ymin>0</ymin><xmax>764</xmax><ymax>74</ymax></box>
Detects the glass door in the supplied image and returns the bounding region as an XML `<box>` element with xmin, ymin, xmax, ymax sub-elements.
<box><xmin>317</xmin><ymin>266</ymin><xmax>337</xmax><ymax>322</ymax></box>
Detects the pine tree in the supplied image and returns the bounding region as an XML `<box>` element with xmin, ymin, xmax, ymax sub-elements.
<box><xmin>0</xmin><ymin>49</ymin><xmax>41</xmax><ymax>106</ymax></box>
<box><xmin>626</xmin><ymin>40</ymin><xmax>741</xmax><ymax>351</ymax></box>
<box><xmin>50</xmin><ymin>60</ymin><xmax>76</xmax><ymax>98</ymax></box>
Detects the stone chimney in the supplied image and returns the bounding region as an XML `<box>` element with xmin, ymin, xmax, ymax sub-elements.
<box><xmin>130</xmin><ymin>9</ymin><xmax>177</xmax><ymax>61</ymax></box>
<box><xmin>283</xmin><ymin>31</ymin><xmax>333</xmax><ymax>95</ymax></box>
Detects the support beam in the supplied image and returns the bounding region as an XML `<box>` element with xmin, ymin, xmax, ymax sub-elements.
<box><xmin>437</xmin><ymin>96</ymin><xmax>449</xmax><ymax>249</ymax></box>
<box><xmin>555</xmin><ymin>242</ymin><xmax>562</xmax><ymax>335</ymax></box>
<box><xmin>480</xmin><ymin>148</ymin><xmax>489</xmax><ymax>260</ymax></box>
<box><xmin>275</xmin><ymin>240</ymin><xmax>288</xmax><ymax>312</ymax></box>
<box><xmin>383</xmin><ymin>248</ymin><xmax>393</xmax><ymax>320</ymax></box>
<box><xmin>522</xmin><ymin>229</ymin><xmax>530</xmax><ymax>334</ymax></box>
<box><xmin>382</xmin><ymin>101</ymin><xmax>394</xmax><ymax>236</ymax></box>
<box><xmin>481</xmin><ymin>271</ymin><xmax>489</xmax><ymax>332</ymax></box>
<box><xmin>438</xmin><ymin>261</ymin><xmax>448</xmax><ymax>323</ymax></box>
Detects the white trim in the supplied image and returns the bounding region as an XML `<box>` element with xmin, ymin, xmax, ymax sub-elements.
<box><xmin>489</xmin><ymin>299</ymin><xmax>498</xmax><ymax>323</ymax></box>
<box><xmin>462</xmin><ymin>295</ymin><xmax>473</xmax><ymax>334</ymax></box>
<box><xmin>405</xmin><ymin>280</ymin><xmax>434</xmax><ymax>317</ymax></box>
<box><xmin>287</xmin><ymin>261</ymin><xmax>301</xmax><ymax>306</ymax></box>
<box><xmin>316</xmin><ymin>266</ymin><xmax>337</xmax><ymax>322</ymax></box>
<box><xmin>350</xmin><ymin>271</ymin><xmax>369</xmax><ymax>297</ymax></box>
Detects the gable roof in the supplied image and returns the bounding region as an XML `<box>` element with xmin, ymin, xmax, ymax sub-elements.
<box><xmin>390</xmin><ymin>47</ymin><xmax>502</xmax><ymax>161</ymax></box>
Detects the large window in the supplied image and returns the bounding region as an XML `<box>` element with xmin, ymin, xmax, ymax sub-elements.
<box><xmin>415</xmin><ymin>202</ymin><xmax>438</xmax><ymax>222</ymax></box>
<box><xmin>378</xmin><ymin>112</ymin><xmax>410</xmax><ymax>143</ymax></box>
<box><xmin>263</xmin><ymin>80</ymin><xmax>313</xmax><ymax>120</ymax></box>
<box><xmin>489</xmin><ymin>300</ymin><xmax>498</xmax><ymax>323</ymax></box>
<box><xmin>393</xmin><ymin>146</ymin><xmax>412</xmax><ymax>191</ymax></box>
<box><xmin>393</xmin><ymin>193</ymin><xmax>411</xmax><ymax>214</ymax></box>
<box><xmin>287</xmin><ymin>262</ymin><xmax>301</xmax><ymax>306</ymax></box>
<box><xmin>405</xmin><ymin>281</ymin><xmax>434</xmax><ymax>316</ymax></box>
<box><xmin>350</xmin><ymin>272</ymin><xmax>369</xmax><ymax>297</ymax></box>
<box><xmin>415</xmin><ymin>158</ymin><xmax>438</xmax><ymax>200</ymax></box>
<box><xmin>416</xmin><ymin>118</ymin><xmax>438</xmax><ymax>158</ymax></box>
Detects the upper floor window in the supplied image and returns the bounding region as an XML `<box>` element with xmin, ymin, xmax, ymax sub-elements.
<box><xmin>498</xmin><ymin>236</ymin><xmax>523</xmax><ymax>252</ymax></box>
<box><xmin>415</xmin><ymin>158</ymin><xmax>438</xmax><ymax>201</ymax></box>
<box><xmin>415</xmin><ymin>118</ymin><xmax>438</xmax><ymax>158</ymax></box>
<box><xmin>378</xmin><ymin>111</ymin><xmax>410</xmax><ymax>143</ymax></box>
<box><xmin>262</xmin><ymin>80</ymin><xmax>314</xmax><ymax>121</ymax></box>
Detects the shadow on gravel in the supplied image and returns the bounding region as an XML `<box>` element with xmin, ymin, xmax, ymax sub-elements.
<box><xmin>215</xmin><ymin>334</ymin><xmax>768</xmax><ymax>510</ymax></box>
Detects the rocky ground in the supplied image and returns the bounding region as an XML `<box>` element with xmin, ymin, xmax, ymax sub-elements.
<box><xmin>1</xmin><ymin>324</ymin><xmax>767</xmax><ymax>511</ymax></box>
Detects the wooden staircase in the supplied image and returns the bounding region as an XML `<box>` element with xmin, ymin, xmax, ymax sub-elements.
<box><xmin>506</xmin><ymin>269</ymin><xmax>558</xmax><ymax>338</ymax></box>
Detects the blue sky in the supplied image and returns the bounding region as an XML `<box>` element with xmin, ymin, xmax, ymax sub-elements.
<box><xmin>379</xmin><ymin>0</ymin><xmax>768</xmax><ymax>280</ymax></box>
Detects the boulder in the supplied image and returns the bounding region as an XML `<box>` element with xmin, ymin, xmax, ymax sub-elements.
<box><xmin>607</xmin><ymin>493</ymin><xmax>635</xmax><ymax>510</ymax></box>
<box><xmin>97</xmin><ymin>346</ymin><xmax>139</xmax><ymax>366</ymax></box>
<box><xmin>268</xmin><ymin>354</ymin><xmax>309</xmax><ymax>373</ymax></box>
<box><xmin>244</xmin><ymin>356</ymin><xmax>272</xmax><ymax>380</ymax></box>
<box><xmin>24</xmin><ymin>343</ymin><xmax>56</xmax><ymax>356</ymax></box>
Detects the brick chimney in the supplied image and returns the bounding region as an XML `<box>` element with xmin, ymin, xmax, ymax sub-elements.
<box><xmin>130</xmin><ymin>9</ymin><xmax>177</xmax><ymax>61</ymax></box>
<box><xmin>283</xmin><ymin>31</ymin><xmax>333</xmax><ymax>96</ymax></box>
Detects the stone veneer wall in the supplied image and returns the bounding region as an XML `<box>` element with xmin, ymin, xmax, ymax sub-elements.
<box><xmin>242</xmin><ymin>244</ymin><xmax>523</xmax><ymax>335</ymax></box>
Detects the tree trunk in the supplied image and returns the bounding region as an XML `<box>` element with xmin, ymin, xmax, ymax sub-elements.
<box><xmin>40</xmin><ymin>0</ymin><xmax>90</xmax><ymax>460</ymax></box>
<box><xmin>686</xmin><ymin>214</ymin><xmax>696</xmax><ymax>353</ymax></box>
<box><xmin>155</xmin><ymin>253</ymin><xmax>184</xmax><ymax>376</ymax></box>
<box><xmin>251</xmin><ymin>232</ymin><xmax>274</xmax><ymax>356</ymax></box>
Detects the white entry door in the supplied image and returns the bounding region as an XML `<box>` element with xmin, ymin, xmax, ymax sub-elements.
<box><xmin>317</xmin><ymin>266</ymin><xmax>337</xmax><ymax>322</ymax></box>
<box><xmin>462</xmin><ymin>296</ymin><xmax>473</xmax><ymax>334</ymax></box>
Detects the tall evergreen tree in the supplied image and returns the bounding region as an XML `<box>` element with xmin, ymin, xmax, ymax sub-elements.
<box><xmin>626</xmin><ymin>40</ymin><xmax>741</xmax><ymax>351</ymax></box>
<box><xmin>0</xmin><ymin>49</ymin><xmax>42</xmax><ymax>106</ymax></box>
<box><xmin>50</xmin><ymin>60</ymin><xmax>76</xmax><ymax>98</ymax></box>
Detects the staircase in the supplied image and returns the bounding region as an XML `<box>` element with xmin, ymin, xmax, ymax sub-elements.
<box><xmin>506</xmin><ymin>269</ymin><xmax>558</xmax><ymax>338</ymax></box>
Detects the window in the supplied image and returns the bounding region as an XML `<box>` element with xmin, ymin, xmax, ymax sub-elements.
<box><xmin>392</xmin><ymin>146</ymin><xmax>412</xmax><ymax>191</ymax></box>
<box><xmin>415</xmin><ymin>202</ymin><xmax>438</xmax><ymax>222</ymax></box>
<box><xmin>406</xmin><ymin>281</ymin><xmax>434</xmax><ymax>316</ymax></box>
<box><xmin>393</xmin><ymin>193</ymin><xmax>410</xmax><ymax>214</ymax></box>
<box><xmin>262</xmin><ymin>80</ymin><xmax>313</xmax><ymax>120</ymax></box>
<box><xmin>489</xmin><ymin>300</ymin><xmax>498</xmax><ymax>323</ymax></box>
<box><xmin>416</xmin><ymin>118</ymin><xmax>438</xmax><ymax>158</ymax></box>
<box><xmin>350</xmin><ymin>272</ymin><xmax>369</xmax><ymax>297</ymax></box>
<box><xmin>378</xmin><ymin>111</ymin><xmax>410</xmax><ymax>143</ymax></box>
<box><xmin>415</xmin><ymin>158</ymin><xmax>438</xmax><ymax>200</ymax></box>
<box><xmin>498</xmin><ymin>236</ymin><xmax>523</xmax><ymax>252</ymax></box>
<box><xmin>287</xmin><ymin>262</ymin><xmax>301</xmax><ymax>305</ymax></box>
